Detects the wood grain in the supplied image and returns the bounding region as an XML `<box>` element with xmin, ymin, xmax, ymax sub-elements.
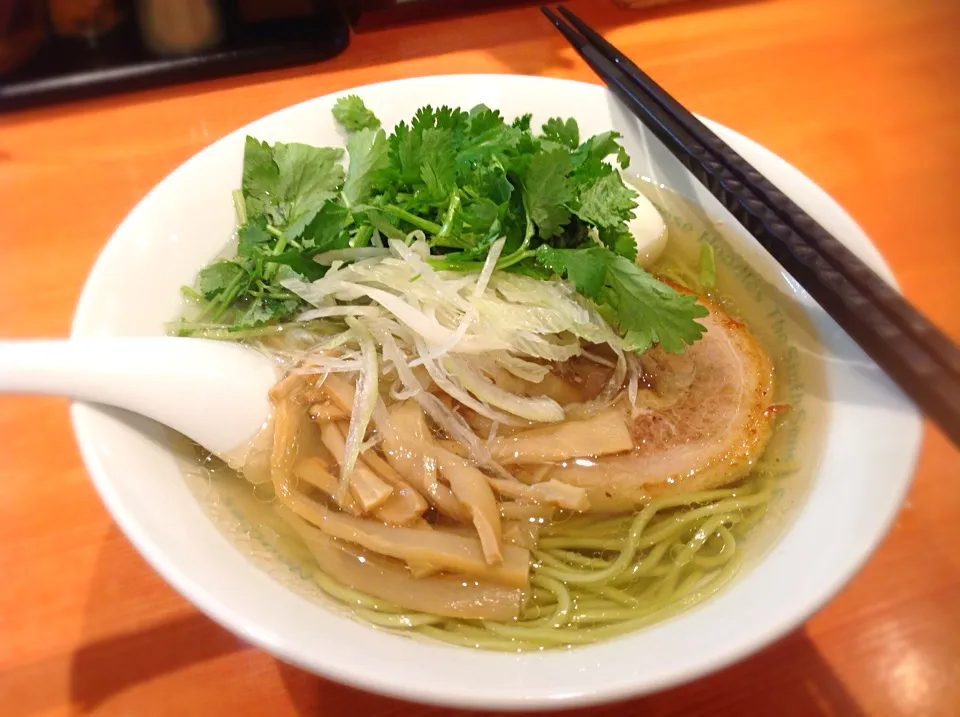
<box><xmin>1</xmin><ymin>0</ymin><xmax>958</xmax><ymax>715</ymax></box>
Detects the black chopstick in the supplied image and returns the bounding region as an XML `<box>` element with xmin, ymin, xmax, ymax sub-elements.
<box><xmin>555</xmin><ymin>5</ymin><xmax>960</xmax><ymax>382</ymax></box>
<box><xmin>541</xmin><ymin>5</ymin><xmax>960</xmax><ymax>448</ymax></box>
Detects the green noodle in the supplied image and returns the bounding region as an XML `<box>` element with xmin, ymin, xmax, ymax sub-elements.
<box><xmin>517</xmin><ymin>574</ymin><xmax>572</xmax><ymax>626</ymax></box>
<box><xmin>585</xmin><ymin>584</ymin><xmax>640</xmax><ymax>608</ymax></box>
<box><xmin>288</xmin><ymin>474</ymin><xmax>775</xmax><ymax>650</ymax></box>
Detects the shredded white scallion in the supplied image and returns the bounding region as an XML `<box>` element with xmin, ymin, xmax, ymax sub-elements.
<box><xmin>626</xmin><ymin>353</ymin><xmax>642</xmax><ymax>419</ymax></box>
<box><xmin>473</xmin><ymin>237</ymin><xmax>506</xmax><ymax>298</ymax></box>
<box><xmin>337</xmin><ymin>318</ymin><xmax>380</xmax><ymax>502</ymax></box>
<box><xmin>278</xmin><ymin>237</ymin><xmax>632</xmax><ymax>427</ymax></box>
<box><xmin>415</xmin><ymin>338</ymin><xmax>520</xmax><ymax>426</ymax></box>
<box><xmin>442</xmin><ymin>355</ymin><xmax>565</xmax><ymax>423</ymax></box>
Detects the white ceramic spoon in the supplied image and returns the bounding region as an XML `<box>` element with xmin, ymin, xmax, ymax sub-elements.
<box><xmin>0</xmin><ymin>338</ymin><xmax>278</xmax><ymax>466</ymax></box>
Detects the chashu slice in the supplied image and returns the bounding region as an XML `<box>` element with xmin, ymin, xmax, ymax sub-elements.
<box><xmin>544</xmin><ymin>295</ymin><xmax>776</xmax><ymax>511</ymax></box>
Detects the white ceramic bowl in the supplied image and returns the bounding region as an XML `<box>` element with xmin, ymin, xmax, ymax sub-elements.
<box><xmin>71</xmin><ymin>75</ymin><xmax>922</xmax><ymax>710</ymax></box>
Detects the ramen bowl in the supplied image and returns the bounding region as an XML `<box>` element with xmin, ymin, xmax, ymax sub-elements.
<box><xmin>70</xmin><ymin>75</ymin><xmax>922</xmax><ymax>710</ymax></box>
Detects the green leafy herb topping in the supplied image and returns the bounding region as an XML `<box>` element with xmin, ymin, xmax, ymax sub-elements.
<box><xmin>175</xmin><ymin>96</ymin><xmax>707</xmax><ymax>351</ymax></box>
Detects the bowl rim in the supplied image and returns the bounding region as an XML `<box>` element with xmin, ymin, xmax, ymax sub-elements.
<box><xmin>69</xmin><ymin>73</ymin><xmax>923</xmax><ymax>710</ymax></box>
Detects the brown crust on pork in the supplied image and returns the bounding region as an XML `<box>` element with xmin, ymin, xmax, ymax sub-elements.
<box><xmin>544</xmin><ymin>294</ymin><xmax>776</xmax><ymax>511</ymax></box>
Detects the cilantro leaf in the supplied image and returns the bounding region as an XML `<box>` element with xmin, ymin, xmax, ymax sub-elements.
<box><xmin>534</xmin><ymin>246</ymin><xmax>708</xmax><ymax>353</ymax></box>
<box><xmin>462</xmin><ymin>198</ymin><xmax>500</xmax><ymax>234</ymax></box>
<box><xmin>237</xmin><ymin>218</ymin><xmax>271</xmax><ymax>257</ymax></box>
<box><xmin>411</xmin><ymin>106</ymin><xmax>436</xmax><ymax>133</ymax></box>
<box><xmin>466</xmin><ymin>163</ymin><xmax>513</xmax><ymax>205</ymax></box>
<box><xmin>419</xmin><ymin>128</ymin><xmax>457</xmax><ymax>201</ymax></box>
<box><xmin>241</xmin><ymin>138</ymin><xmax>345</xmax><ymax>237</ymax></box>
<box><xmin>457</xmin><ymin>124</ymin><xmax>519</xmax><ymax>169</ymax></box>
<box><xmin>300</xmin><ymin>201</ymin><xmax>350</xmax><ymax>250</ymax></box>
<box><xmin>343</xmin><ymin>128</ymin><xmax>389</xmax><ymax>206</ymax></box>
<box><xmin>541</xmin><ymin>117</ymin><xmax>580</xmax><ymax>149</ymax></box>
<box><xmin>270</xmin><ymin>142</ymin><xmax>345</xmax><ymax>237</ymax></box>
<box><xmin>598</xmin><ymin>224</ymin><xmax>638</xmax><ymax>261</ymax></box>
<box><xmin>434</xmin><ymin>106</ymin><xmax>470</xmax><ymax>134</ymax></box>
<box><xmin>241</xmin><ymin>137</ymin><xmax>279</xmax><ymax>219</ymax></box>
<box><xmin>412</xmin><ymin>105</ymin><xmax>469</xmax><ymax>136</ymax></box>
<box><xmin>271</xmin><ymin>250</ymin><xmax>328</xmax><ymax>281</ymax></box>
<box><xmin>575</xmin><ymin>172</ymin><xmax>638</xmax><ymax>228</ymax></box>
<box><xmin>603</xmin><ymin>255</ymin><xmax>708</xmax><ymax>353</ymax></box>
<box><xmin>535</xmin><ymin>245</ymin><xmax>609</xmax><ymax>299</ymax></box>
<box><xmin>198</xmin><ymin>260</ymin><xmax>247</xmax><ymax>300</ymax></box>
<box><xmin>238</xmin><ymin>296</ymin><xmax>302</xmax><ymax>328</ymax></box>
<box><xmin>520</xmin><ymin>148</ymin><xmax>573</xmax><ymax>238</ymax></box>
<box><xmin>573</xmin><ymin>131</ymin><xmax>630</xmax><ymax>170</ymax></box>
<box><xmin>468</xmin><ymin>105</ymin><xmax>505</xmax><ymax>134</ymax></box>
<box><xmin>332</xmin><ymin>95</ymin><xmax>381</xmax><ymax>131</ymax></box>
<box><xmin>392</xmin><ymin>121</ymin><xmax>422</xmax><ymax>185</ymax></box>
<box><xmin>511</xmin><ymin>113</ymin><xmax>532</xmax><ymax>131</ymax></box>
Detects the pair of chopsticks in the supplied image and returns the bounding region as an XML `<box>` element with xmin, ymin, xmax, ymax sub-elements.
<box><xmin>542</xmin><ymin>5</ymin><xmax>960</xmax><ymax>448</ymax></box>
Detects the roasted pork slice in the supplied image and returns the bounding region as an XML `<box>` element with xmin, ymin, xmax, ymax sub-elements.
<box><xmin>544</xmin><ymin>295</ymin><xmax>776</xmax><ymax>511</ymax></box>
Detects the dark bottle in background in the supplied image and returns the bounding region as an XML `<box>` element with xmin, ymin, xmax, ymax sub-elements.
<box><xmin>136</xmin><ymin>0</ymin><xmax>224</xmax><ymax>56</ymax></box>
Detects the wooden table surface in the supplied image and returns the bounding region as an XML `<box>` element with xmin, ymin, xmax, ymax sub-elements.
<box><xmin>2</xmin><ymin>0</ymin><xmax>959</xmax><ymax>714</ymax></box>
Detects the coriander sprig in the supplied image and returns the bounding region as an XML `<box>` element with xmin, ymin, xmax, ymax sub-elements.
<box><xmin>175</xmin><ymin>95</ymin><xmax>707</xmax><ymax>353</ymax></box>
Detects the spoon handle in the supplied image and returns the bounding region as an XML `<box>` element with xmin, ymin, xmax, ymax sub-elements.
<box><xmin>0</xmin><ymin>337</ymin><xmax>277</xmax><ymax>455</ymax></box>
<box><xmin>0</xmin><ymin>338</ymin><xmax>163</xmax><ymax>399</ymax></box>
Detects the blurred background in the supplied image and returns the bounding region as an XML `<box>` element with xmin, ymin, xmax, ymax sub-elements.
<box><xmin>1</xmin><ymin>1</ymin><xmax>958</xmax><ymax>716</ymax></box>
<box><xmin>0</xmin><ymin>0</ymin><xmax>701</xmax><ymax>110</ymax></box>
